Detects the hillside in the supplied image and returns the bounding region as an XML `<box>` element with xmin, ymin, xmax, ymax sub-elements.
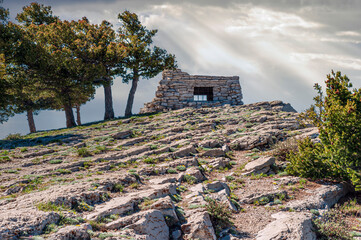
<box><xmin>0</xmin><ymin>101</ymin><xmax>352</xmax><ymax>240</ymax></box>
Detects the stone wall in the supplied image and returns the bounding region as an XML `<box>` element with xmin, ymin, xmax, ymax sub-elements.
<box><xmin>140</xmin><ymin>69</ymin><xmax>243</xmax><ymax>113</ymax></box>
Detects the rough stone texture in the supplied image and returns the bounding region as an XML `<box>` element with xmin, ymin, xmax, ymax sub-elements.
<box><xmin>286</xmin><ymin>183</ymin><xmax>349</xmax><ymax>211</ymax></box>
<box><xmin>114</xmin><ymin>210</ymin><xmax>170</xmax><ymax>240</ymax></box>
<box><xmin>243</xmin><ymin>157</ymin><xmax>275</xmax><ymax>175</ymax></box>
<box><xmin>86</xmin><ymin>183</ymin><xmax>177</xmax><ymax>221</ymax></box>
<box><xmin>182</xmin><ymin>211</ymin><xmax>217</xmax><ymax>240</ymax></box>
<box><xmin>140</xmin><ymin>69</ymin><xmax>243</xmax><ymax>113</ymax></box>
<box><xmin>48</xmin><ymin>224</ymin><xmax>92</xmax><ymax>240</ymax></box>
<box><xmin>256</xmin><ymin>212</ymin><xmax>316</xmax><ymax>240</ymax></box>
<box><xmin>0</xmin><ymin>210</ymin><xmax>59</xmax><ymax>239</ymax></box>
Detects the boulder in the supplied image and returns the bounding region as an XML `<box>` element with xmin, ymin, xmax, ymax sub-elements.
<box><xmin>201</xmin><ymin>148</ymin><xmax>225</xmax><ymax>157</ymax></box>
<box><xmin>0</xmin><ymin>210</ymin><xmax>59</xmax><ymax>239</ymax></box>
<box><xmin>286</xmin><ymin>183</ymin><xmax>349</xmax><ymax>211</ymax></box>
<box><xmin>243</xmin><ymin>157</ymin><xmax>275</xmax><ymax>175</ymax></box>
<box><xmin>182</xmin><ymin>211</ymin><xmax>216</xmax><ymax>240</ymax></box>
<box><xmin>256</xmin><ymin>212</ymin><xmax>316</xmax><ymax>240</ymax></box>
<box><xmin>48</xmin><ymin>224</ymin><xmax>92</xmax><ymax>240</ymax></box>
<box><xmin>112</xmin><ymin>130</ymin><xmax>132</xmax><ymax>139</ymax></box>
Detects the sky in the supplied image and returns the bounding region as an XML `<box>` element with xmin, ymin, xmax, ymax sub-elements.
<box><xmin>1</xmin><ymin>0</ymin><xmax>361</xmax><ymax>139</ymax></box>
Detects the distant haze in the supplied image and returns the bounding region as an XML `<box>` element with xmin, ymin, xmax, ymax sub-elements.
<box><xmin>1</xmin><ymin>0</ymin><xmax>361</xmax><ymax>139</ymax></box>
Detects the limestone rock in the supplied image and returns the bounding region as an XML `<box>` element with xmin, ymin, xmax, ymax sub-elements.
<box><xmin>256</xmin><ymin>212</ymin><xmax>316</xmax><ymax>240</ymax></box>
<box><xmin>0</xmin><ymin>210</ymin><xmax>59</xmax><ymax>239</ymax></box>
<box><xmin>243</xmin><ymin>157</ymin><xmax>275</xmax><ymax>175</ymax></box>
<box><xmin>126</xmin><ymin>210</ymin><xmax>169</xmax><ymax>240</ymax></box>
<box><xmin>286</xmin><ymin>183</ymin><xmax>349</xmax><ymax>211</ymax></box>
<box><xmin>182</xmin><ymin>211</ymin><xmax>216</xmax><ymax>240</ymax></box>
<box><xmin>111</xmin><ymin>130</ymin><xmax>133</xmax><ymax>139</ymax></box>
<box><xmin>48</xmin><ymin>224</ymin><xmax>92</xmax><ymax>240</ymax></box>
<box><xmin>201</xmin><ymin>148</ymin><xmax>225</xmax><ymax>157</ymax></box>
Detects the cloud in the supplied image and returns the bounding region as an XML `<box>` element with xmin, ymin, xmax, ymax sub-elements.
<box><xmin>1</xmin><ymin>0</ymin><xmax>361</xmax><ymax>138</ymax></box>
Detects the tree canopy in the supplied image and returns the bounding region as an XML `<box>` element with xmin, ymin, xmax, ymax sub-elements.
<box><xmin>118</xmin><ymin>11</ymin><xmax>177</xmax><ymax>117</ymax></box>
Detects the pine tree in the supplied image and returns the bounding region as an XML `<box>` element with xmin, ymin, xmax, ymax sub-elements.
<box><xmin>117</xmin><ymin>11</ymin><xmax>177</xmax><ymax>117</ymax></box>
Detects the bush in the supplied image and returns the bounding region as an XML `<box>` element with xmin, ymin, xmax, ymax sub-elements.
<box><xmin>4</xmin><ymin>133</ymin><xmax>22</xmax><ymax>140</ymax></box>
<box><xmin>313</xmin><ymin>209</ymin><xmax>352</xmax><ymax>240</ymax></box>
<box><xmin>77</xmin><ymin>147</ymin><xmax>92</xmax><ymax>157</ymax></box>
<box><xmin>205</xmin><ymin>198</ymin><xmax>233</xmax><ymax>236</ymax></box>
<box><xmin>287</xmin><ymin>71</ymin><xmax>361</xmax><ymax>190</ymax></box>
<box><xmin>272</xmin><ymin>138</ymin><xmax>298</xmax><ymax>162</ymax></box>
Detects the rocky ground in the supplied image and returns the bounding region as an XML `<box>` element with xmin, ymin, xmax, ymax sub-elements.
<box><xmin>0</xmin><ymin>101</ymin><xmax>354</xmax><ymax>240</ymax></box>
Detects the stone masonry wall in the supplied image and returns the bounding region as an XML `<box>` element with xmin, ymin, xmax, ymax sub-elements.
<box><xmin>140</xmin><ymin>69</ymin><xmax>243</xmax><ymax>113</ymax></box>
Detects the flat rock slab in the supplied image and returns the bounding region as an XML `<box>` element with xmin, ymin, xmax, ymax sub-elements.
<box><xmin>48</xmin><ymin>224</ymin><xmax>91</xmax><ymax>240</ymax></box>
<box><xmin>244</xmin><ymin>157</ymin><xmax>275</xmax><ymax>175</ymax></box>
<box><xmin>114</xmin><ymin>210</ymin><xmax>169</xmax><ymax>240</ymax></box>
<box><xmin>86</xmin><ymin>183</ymin><xmax>177</xmax><ymax>221</ymax></box>
<box><xmin>256</xmin><ymin>212</ymin><xmax>316</xmax><ymax>240</ymax></box>
<box><xmin>182</xmin><ymin>211</ymin><xmax>217</xmax><ymax>240</ymax></box>
<box><xmin>0</xmin><ymin>210</ymin><xmax>59</xmax><ymax>239</ymax></box>
<box><xmin>286</xmin><ymin>182</ymin><xmax>349</xmax><ymax>211</ymax></box>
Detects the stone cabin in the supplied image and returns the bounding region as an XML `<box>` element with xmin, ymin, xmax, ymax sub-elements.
<box><xmin>140</xmin><ymin>69</ymin><xmax>243</xmax><ymax>113</ymax></box>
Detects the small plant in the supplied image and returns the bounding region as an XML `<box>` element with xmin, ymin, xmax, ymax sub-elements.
<box><xmin>36</xmin><ymin>201</ymin><xmax>69</xmax><ymax>212</ymax></box>
<box><xmin>183</xmin><ymin>174</ymin><xmax>197</xmax><ymax>185</ymax></box>
<box><xmin>113</xmin><ymin>183</ymin><xmax>124</xmax><ymax>193</ymax></box>
<box><xmin>167</xmin><ymin>168</ymin><xmax>177</xmax><ymax>174</ymax></box>
<box><xmin>20</xmin><ymin>147</ymin><xmax>28</xmax><ymax>153</ymax></box>
<box><xmin>313</xmin><ymin>208</ymin><xmax>352</xmax><ymax>240</ymax></box>
<box><xmin>49</xmin><ymin>159</ymin><xmax>63</xmax><ymax>164</ymax></box>
<box><xmin>0</xmin><ymin>156</ymin><xmax>11</xmax><ymax>163</ymax></box>
<box><xmin>93</xmin><ymin>145</ymin><xmax>107</xmax><ymax>154</ymax></box>
<box><xmin>205</xmin><ymin>198</ymin><xmax>233</xmax><ymax>236</ymax></box>
<box><xmin>4</xmin><ymin>133</ymin><xmax>22</xmax><ymax>140</ymax></box>
<box><xmin>77</xmin><ymin>147</ymin><xmax>92</xmax><ymax>157</ymax></box>
<box><xmin>130</xmin><ymin>182</ymin><xmax>139</xmax><ymax>189</ymax></box>
<box><xmin>176</xmin><ymin>165</ymin><xmax>186</xmax><ymax>171</ymax></box>
<box><xmin>44</xmin><ymin>223</ymin><xmax>58</xmax><ymax>234</ymax></box>
<box><xmin>143</xmin><ymin>157</ymin><xmax>156</xmax><ymax>164</ymax></box>
<box><xmin>76</xmin><ymin>201</ymin><xmax>94</xmax><ymax>212</ymax></box>
<box><xmin>225</xmin><ymin>175</ymin><xmax>235</xmax><ymax>182</ymax></box>
<box><xmin>272</xmin><ymin>138</ymin><xmax>298</xmax><ymax>162</ymax></box>
<box><xmin>56</xmin><ymin>169</ymin><xmax>72</xmax><ymax>174</ymax></box>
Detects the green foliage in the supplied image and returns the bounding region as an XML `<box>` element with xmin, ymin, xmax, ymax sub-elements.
<box><xmin>4</xmin><ymin>133</ymin><xmax>22</xmax><ymax>140</ymax></box>
<box><xmin>183</xmin><ymin>174</ymin><xmax>197</xmax><ymax>184</ymax></box>
<box><xmin>113</xmin><ymin>183</ymin><xmax>124</xmax><ymax>193</ymax></box>
<box><xmin>287</xmin><ymin>71</ymin><xmax>361</xmax><ymax>189</ymax></box>
<box><xmin>36</xmin><ymin>201</ymin><xmax>70</xmax><ymax>212</ymax></box>
<box><xmin>117</xmin><ymin>10</ymin><xmax>177</xmax><ymax>116</ymax></box>
<box><xmin>272</xmin><ymin>138</ymin><xmax>298</xmax><ymax>162</ymax></box>
<box><xmin>77</xmin><ymin>147</ymin><xmax>92</xmax><ymax>157</ymax></box>
<box><xmin>205</xmin><ymin>198</ymin><xmax>233</xmax><ymax>236</ymax></box>
<box><xmin>176</xmin><ymin>165</ymin><xmax>187</xmax><ymax>171</ymax></box>
<box><xmin>49</xmin><ymin>159</ymin><xmax>62</xmax><ymax>164</ymax></box>
<box><xmin>313</xmin><ymin>209</ymin><xmax>352</xmax><ymax>240</ymax></box>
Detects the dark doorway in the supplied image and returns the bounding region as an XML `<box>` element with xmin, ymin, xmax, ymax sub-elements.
<box><xmin>194</xmin><ymin>87</ymin><xmax>213</xmax><ymax>101</ymax></box>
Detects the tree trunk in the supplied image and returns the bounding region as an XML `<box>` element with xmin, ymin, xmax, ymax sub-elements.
<box><xmin>125</xmin><ymin>74</ymin><xmax>139</xmax><ymax>117</ymax></box>
<box><xmin>64</xmin><ymin>102</ymin><xmax>76</xmax><ymax>128</ymax></box>
<box><xmin>26</xmin><ymin>109</ymin><xmax>36</xmax><ymax>133</ymax></box>
<box><xmin>75</xmin><ymin>104</ymin><xmax>81</xmax><ymax>126</ymax></box>
<box><xmin>103</xmin><ymin>80</ymin><xmax>114</xmax><ymax>120</ymax></box>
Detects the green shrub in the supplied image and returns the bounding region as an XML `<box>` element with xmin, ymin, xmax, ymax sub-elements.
<box><xmin>4</xmin><ymin>133</ymin><xmax>22</xmax><ymax>140</ymax></box>
<box><xmin>176</xmin><ymin>165</ymin><xmax>186</xmax><ymax>171</ymax></box>
<box><xmin>272</xmin><ymin>138</ymin><xmax>298</xmax><ymax>162</ymax></box>
<box><xmin>167</xmin><ymin>168</ymin><xmax>177</xmax><ymax>174</ymax></box>
<box><xmin>49</xmin><ymin>159</ymin><xmax>63</xmax><ymax>164</ymax></box>
<box><xmin>205</xmin><ymin>198</ymin><xmax>233</xmax><ymax>236</ymax></box>
<box><xmin>313</xmin><ymin>209</ymin><xmax>352</xmax><ymax>240</ymax></box>
<box><xmin>287</xmin><ymin>71</ymin><xmax>361</xmax><ymax>190</ymax></box>
<box><xmin>183</xmin><ymin>174</ymin><xmax>197</xmax><ymax>184</ymax></box>
<box><xmin>77</xmin><ymin>147</ymin><xmax>92</xmax><ymax>157</ymax></box>
<box><xmin>113</xmin><ymin>183</ymin><xmax>124</xmax><ymax>193</ymax></box>
<box><xmin>0</xmin><ymin>156</ymin><xmax>11</xmax><ymax>163</ymax></box>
